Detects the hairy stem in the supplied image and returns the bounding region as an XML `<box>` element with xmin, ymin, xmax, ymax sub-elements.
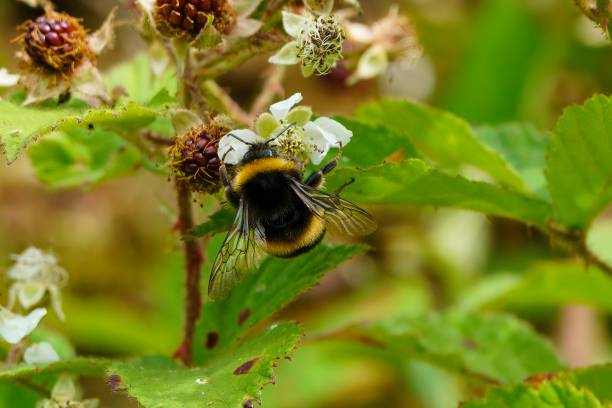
<box><xmin>250</xmin><ymin>65</ymin><xmax>286</xmax><ymax>117</ymax></box>
<box><xmin>200</xmin><ymin>80</ymin><xmax>251</xmax><ymax>125</ymax></box>
<box><xmin>173</xmin><ymin>178</ymin><xmax>203</xmax><ymax>366</ymax></box>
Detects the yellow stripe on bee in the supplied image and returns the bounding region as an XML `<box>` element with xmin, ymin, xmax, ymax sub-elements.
<box><xmin>233</xmin><ymin>157</ymin><xmax>298</xmax><ymax>191</ymax></box>
<box><xmin>265</xmin><ymin>216</ymin><xmax>326</xmax><ymax>257</ymax></box>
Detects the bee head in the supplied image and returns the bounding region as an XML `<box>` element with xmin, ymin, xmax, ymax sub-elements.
<box><xmin>242</xmin><ymin>143</ymin><xmax>278</xmax><ymax>162</ymax></box>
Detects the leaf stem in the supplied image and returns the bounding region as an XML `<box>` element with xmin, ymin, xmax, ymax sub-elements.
<box><xmin>250</xmin><ymin>65</ymin><xmax>286</xmax><ymax>117</ymax></box>
<box><xmin>200</xmin><ymin>80</ymin><xmax>251</xmax><ymax>125</ymax></box>
<box><xmin>173</xmin><ymin>178</ymin><xmax>203</xmax><ymax>366</ymax></box>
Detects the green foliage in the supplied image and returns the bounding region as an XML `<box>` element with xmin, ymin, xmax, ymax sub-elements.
<box><xmin>545</xmin><ymin>94</ymin><xmax>612</xmax><ymax>229</ymax></box>
<box><xmin>359</xmin><ymin>312</ymin><xmax>564</xmax><ymax>384</ymax></box>
<box><xmin>0</xmin><ymin>357</ymin><xmax>110</xmax><ymax>380</ymax></box>
<box><xmin>191</xmin><ymin>207</ymin><xmax>235</xmax><ymax>237</ymax></box>
<box><xmin>356</xmin><ymin>99</ymin><xmax>524</xmax><ymax>189</ymax></box>
<box><xmin>463</xmin><ymin>380</ymin><xmax>605</xmax><ymax>408</ymax></box>
<box><xmin>194</xmin><ymin>243</ymin><xmax>366</xmax><ymax>364</ymax></box>
<box><xmin>475</xmin><ymin>123</ymin><xmax>549</xmax><ymax>199</ymax></box>
<box><xmin>459</xmin><ymin>262</ymin><xmax>612</xmax><ymax>313</ymax></box>
<box><xmin>326</xmin><ymin>160</ymin><xmax>551</xmax><ymax>226</ymax></box>
<box><xmin>0</xmin><ymin>100</ymin><xmax>160</xmax><ymax>163</ymax></box>
<box><xmin>109</xmin><ymin>322</ymin><xmax>301</xmax><ymax>408</ymax></box>
<box><xmin>28</xmin><ymin>128</ymin><xmax>141</xmax><ymax>189</ymax></box>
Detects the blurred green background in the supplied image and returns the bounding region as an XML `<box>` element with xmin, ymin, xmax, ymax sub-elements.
<box><xmin>1</xmin><ymin>0</ymin><xmax>611</xmax><ymax>407</ymax></box>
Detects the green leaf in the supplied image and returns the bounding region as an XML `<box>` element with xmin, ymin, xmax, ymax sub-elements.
<box><xmin>0</xmin><ymin>357</ymin><xmax>110</xmax><ymax>380</ymax></box>
<box><xmin>326</xmin><ymin>159</ymin><xmax>552</xmax><ymax>226</ymax></box>
<box><xmin>545</xmin><ymin>94</ymin><xmax>612</xmax><ymax>229</ymax></box>
<box><xmin>28</xmin><ymin>128</ymin><xmax>141</xmax><ymax>189</ymax></box>
<box><xmin>334</xmin><ymin>116</ymin><xmax>419</xmax><ymax>167</ymax></box>
<box><xmin>475</xmin><ymin>123</ymin><xmax>550</xmax><ymax>199</ymax></box>
<box><xmin>109</xmin><ymin>322</ymin><xmax>302</xmax><ymax>408</ymax></box>
<box><xmin>191</xmin><ymin>207</ymin><xmax>235</xmax><ymax>237</ymax></box>
<box><xmin>462</xmin><ymin>380</ymin><xmax>605</xmax><ymax>408</ymax></box>
<box><xmin>0</xmin><ymin>380</ymin><xmax>38</xmax><ymax>408</ymax></box>
<box><xmin>0</xmin><ymin>101</ymin><xmax>160</xmax><ymax>163</ymax></box>
<box><xmin>194</xmin><ymin>244</ymin><xmax>367</xmax><ymax>364</ymax></box>
<box><xmin>356</xmin><ymin>100</ymin><xmax>523</xmax><ymax>189</ymax></box>
<box><xmin>355</xmin><ymin>312</ymin><xmax>564</xmax><ymax>385</ymax></box>
<box><xmin>566</xmin><ymin>364</ymin><xmax>612</xmax><ymax>403</ymax></box>
<box><xmin>104</xmin><ymin>53</ymin><xmax>177</xmax><ymax>105</ymax></box>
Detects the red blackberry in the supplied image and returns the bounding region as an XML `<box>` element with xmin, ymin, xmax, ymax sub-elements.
<box><xmin>170</xmin><ymin>123</ymin><xmax>228</xmax><ymax>194</ymax></box>
<box><xmin>154</xmin><ymin>0</ymin><xmax>236</xmax><ymax>39</ymax></box>
<box><xmin>17</xmin><ymin>11</ymin><xmax>92</xmax><ymax>75</ymax></box>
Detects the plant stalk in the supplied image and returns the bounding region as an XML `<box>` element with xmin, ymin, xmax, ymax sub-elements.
<box><xmin>173</xmin><ymin>178</ymin><xmax>203</xmax><ymax>366</ymax></box>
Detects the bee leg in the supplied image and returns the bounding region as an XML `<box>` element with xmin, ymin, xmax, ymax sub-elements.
<box><xmin>333</xmin><ymin>177</ymin><xmax>355</xmax><ymax>195</ymax></box>
<box><xmin>304</xmin><ymin>156</ymin><xmax>339</xmax><ymax>188</ymax></box>
<box><xmin>220</xmin><ymin>164</ymin><xmax>240</xmax><ymax>207</ymax></box>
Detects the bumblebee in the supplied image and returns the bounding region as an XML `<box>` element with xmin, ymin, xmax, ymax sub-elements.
<box><xmin>208</xmin><ymin>127</ymin><xmax>377</xmax><ymax>299</ymax></box>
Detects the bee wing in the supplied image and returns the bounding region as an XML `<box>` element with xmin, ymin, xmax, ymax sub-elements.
<box><xmin>289</xmin><ymin>179</ymin><xmax>378</xmax><ymax>237</ymax></box>
<box><xmin>208</xmin><ymin>200</ymin><xmax>266</xmax><ymax>300</ymax></box>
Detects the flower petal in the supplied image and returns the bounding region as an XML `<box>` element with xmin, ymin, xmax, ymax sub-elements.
<box><xmin>0</xmin><ymin>307</ymin><xmax>46</xmax><ymax>344</ymax></box>
<box><xmin>268</xmin><ymin>41</ymin><xmax>299</xmax><ymax>66</ymax></box>
<box><xmin>344</xmin><ymin>22</ymin><xmax>375</xmax><ymax>44</ymax></box>
<box><xmin>347</xmin><ymin>44</ymin><xmax>388</xmax><ymax>85</ymax></box>
<box><xmin>228</xmin><ymin>17</ymin><xmax>262</xmax><ymax>40</ymax></box>
<box><xmin>313</xmin><ymin>117</ymin><xmax>352</xmax><ymax>146</ymax></box>
<box><xmin>48</xmin><ymin>285</ymin><xmax>65</xmax><ymax>322</ymax></box>
<box><xmin>51</xmin><ymin>374</ymin><xmax>77</xmax><ymax>401</ymax></box>
<box><xmin>88</xmin><ymin>7</ymin><xmax>117</xmax><ymax>55</ymax></box>
<box><xmin>218</xmin><ymin>129</ymin><xmax>263</xmax><ymax>164</ymax></box>
<box><xmin>304</xmin><ymin>122</ymin><xmax>331</xmax><ymax>165</ymax></box>
<box><xmin>24</xmin><ymin>342</ymin><xmax>60</xmax><ymax>365</ymax></box>
<box><xmin>232</xmin><ymin>0</ymin><xmax>265</xmax><ymax>17</ymax></box>
<box><xmin>134</xmin><ymin>0</ymin><xmax>154</xmax><ymax>13</ymax></box>
<box><xmin>304</xmin><ymin>0</ymin><xmax>334</xmax><ymax>15</ymax></box>
<box><xmin>269</xmin><ymin>93</ymin><xmax>303</xmax><ymax>121</ymax></box>
<box><xmin>282</xmin><ymin>11</ymin><xmax>308</xmax><ymax>38</ymax></box>
<box><xmin>0</xmin><ymin>68</ymin><xmax>19</xmax><ymax>87</ymax></box>
<box><xmin>17</xmin><ymin>281</ymin><xmax>47</xmax><ymax>310</ymax></box>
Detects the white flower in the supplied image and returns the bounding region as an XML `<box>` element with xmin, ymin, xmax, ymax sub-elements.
<box><xmin>7</xmin><ymin>247</ymin><xmax>68</xmax><ymax>321</ymax></box>
<box><xmin>219</xmin><ymin>92</ymin><xmax>352</xmax><ymax>165</ymax></box>
<box><xmin>24</xmin><ymin>342</ymin><xmax>60</xmax><ymax>365</ymax></box>
<box><xmin>36</xmin><ymin>374</ymin><xmax>99</xmax><ymax>408</ymax></box>
<box><xmin>0</xmin><ymin>307</ymin><xmax>47</xmax><ymax>344</ymax></box>
<box><xmin>269</xmin><ymin>12</ymin><xmax>345</xmax><ymax>77</ymax></box>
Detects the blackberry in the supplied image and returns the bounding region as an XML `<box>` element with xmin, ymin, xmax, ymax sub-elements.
<box><xmin>17</xmin><ymin>11</ymin><xmax>92</xmax><ymax>74</ymax></box>
<box><xmin>154</xmin><ymin>0</ymin><xmax>236</xmax><ymax>39</ymax></box>
<box><xmin>170</xmin><ymin>123</ymin><xmax>228</xmax><ymax>194</ymax></box>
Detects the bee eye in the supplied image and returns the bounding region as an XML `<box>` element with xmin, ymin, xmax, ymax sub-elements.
<box><xmin>262</xmin><ymin>149</ymin><xmax>274</xmax><ymax>157</ymax></box>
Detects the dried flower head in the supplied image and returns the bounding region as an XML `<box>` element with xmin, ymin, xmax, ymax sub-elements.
<box><xmin>154</xmin><ymin>0</ymin><xmax>237</xmax><ymax>40</ymax></box>
<box><xmin>345</xmin><ymin>6</ymin><xmax>422</xmax><ymax>84</ymax></box>
<box><xmin>17</xmin><ymin>11</ymin><xmax>93</xmax><ymax>76</ymax></box>
<box><xmin>170</xmin><ymin>122</ymin><xmax>229</xmax><ymax>194</ymax></box>
<box><xmin>7</xmin><ymin>247</ymin><xmax>68</xmax><ymax>321</ymax></box>
<box><xmin>7</xmin><ymin>7</ymin><xmax>116</xmax><ymax>105</ymax></box>
<box><xmin>270</xmin><ymin>12</ymin><xmax>345</xmax><ymax>77</ymax></box>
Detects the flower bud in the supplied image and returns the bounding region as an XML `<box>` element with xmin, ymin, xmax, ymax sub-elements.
<box><xmin>154</xmin><ymin>0</ymin><xmax>236</xmax><ymax>39</ymax></box>
<box><xmin>296</xmin><ymin>15</ymin><xmax>345</xmax><ymax>76</ymax></box>
<box><xmin>17</xmin><ymin>11</ymin><xmax>93</xmax><ymax>75</ymax></box>
<box><xmin>169</xmin><ymin>122</ymin><xmax>229</xmax><ymax>194</ymax></box>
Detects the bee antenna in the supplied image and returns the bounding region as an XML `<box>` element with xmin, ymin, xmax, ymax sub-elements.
<box><xmin>265</xmin><ymin>123</ymin><xmax>296</xmax><ymax>145</ymax></box>
<box><xmin>226</xmin><ymin>132</ymin><xmax>254</xmax><ymax>146</ymax></box>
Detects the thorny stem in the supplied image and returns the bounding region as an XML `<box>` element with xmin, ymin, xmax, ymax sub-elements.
<box><xmin>173</xmin><ymin>178</ymin><xmax>203</xmax><ymax>366</ymax></box>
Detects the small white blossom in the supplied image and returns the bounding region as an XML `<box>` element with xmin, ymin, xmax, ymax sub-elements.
<box><xmin>0</xmin><ymin>307</ymin><xmax>47</xmax><ymax>344</ymax></box>
<box><xmin>7</xmin><ymin>247</ymin><xmax>68</xmax><ymax>321</ymax></box>
<box><xmin>24</xmin><ymin>342</ymin><xmax>60</xmax><ymax>365</ymax></box>
<box><xmin>0</xmin><ymin>68</ymin><xmax>19</xmax><ymax>88</ymax></box>
<box><xmin>344</xmin><ymin>6</ymin><xmax>421</xmax><ymax>85</ymax></box>
<box><xmin>36</xmin><ymin>374</ymin><xmax>99</xmax><ymax>408</ymax></box>
<box><xmin>219</xmin><ymin>92</ymin><xmax>352</xmax><ymax>165</ymax></box>
<box><xmin>269</xmin><ymin>12</ymin><xmax>345</xmax><ymax>77</ymax></box>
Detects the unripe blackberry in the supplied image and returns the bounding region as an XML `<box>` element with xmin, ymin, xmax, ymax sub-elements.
<box><xmin>154</xmin><ymin>0</ymin><xmax>236</xmax><ymax>39</ymax></box>
<box><xmin>17</xmin><ymin>11</ymin><xmax>92</xmax><ymax>74</ymax></box>
<box><xmin>170</xmin><ymin>123</ymin><xmax>229</xmax><ymax>194</ymax></box>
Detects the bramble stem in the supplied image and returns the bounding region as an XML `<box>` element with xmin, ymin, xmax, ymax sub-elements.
<box><xmin>173</xmin><ymin>178</ymin><xmax>203</xmax><ymax>366</ymax></box>
<box><xmin>200</xmin><ymin>80</ymin><xmax>251</xmax><ymax>125</ymax></box>
<box><xmin>250</xmin><ymin>65</ymin><xmax>286</xmax><ymax>117</ymax></box>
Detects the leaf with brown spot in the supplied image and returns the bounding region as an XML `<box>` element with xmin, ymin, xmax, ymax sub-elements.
<box><xmin>234</xmin><ymin>358</ymin><xmax>259</xmax><ymax>375</ymax></box>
